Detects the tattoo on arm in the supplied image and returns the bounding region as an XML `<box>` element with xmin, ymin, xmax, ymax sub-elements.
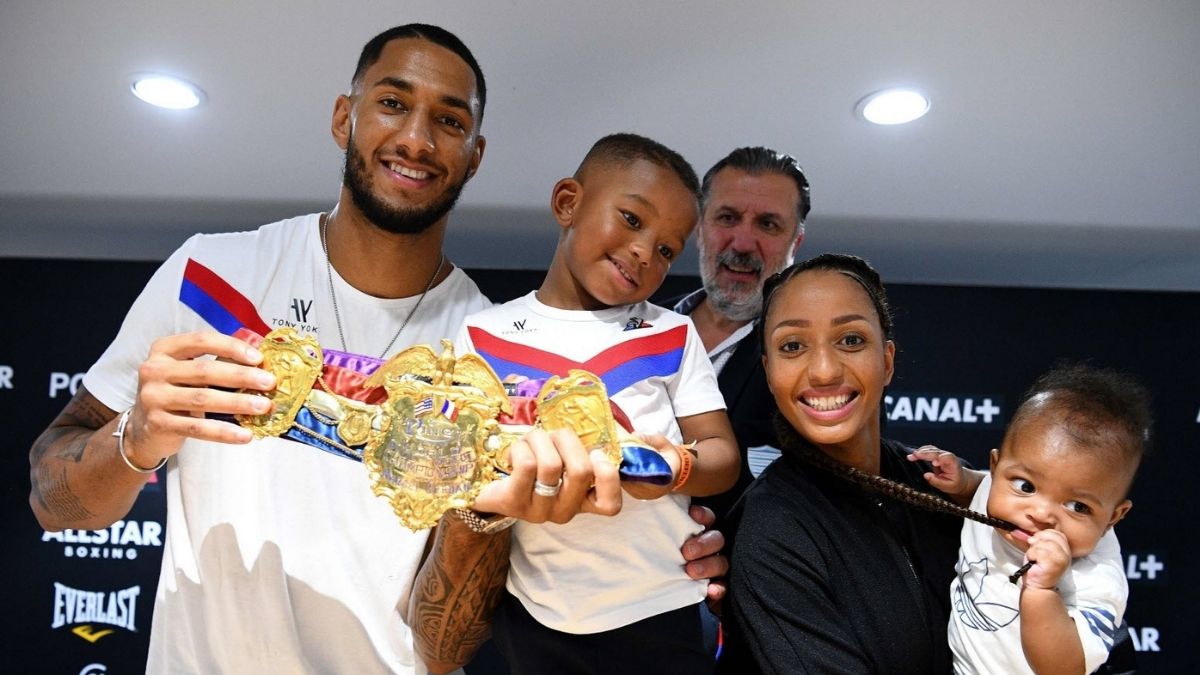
<box><xmin>29</xmin><ymin>387</ymin><xmax>113</xmax><ymax>522</ymax></box>
<box><xmin>38</xmin><ymin>425</ymin><xmax>89</xmax><ymax>464</ymax></box>
<box><xmin>33</xmin><ymin>464</ymin><xmax>94</xmax><ymax>522</ymax></box>
<box><xmin>412</xmin><ymin>527</ymin><xmax>511</xmax><ymax>667</ymax></box>
<box><xmin>32</xmin><ymin>390</ymin><xmax>113</xmax><ymax>463</ymax></box>
<box><xmin>60</xmin><ymin>392</ymin><xmax>114</xmax><ymax>439</ymax></box>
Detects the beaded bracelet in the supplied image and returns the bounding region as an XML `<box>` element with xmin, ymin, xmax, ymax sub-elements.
<box><xmin>113</xmin><ymin>409</ymin><xmax>167</xmax><ymax>474</ymax></box>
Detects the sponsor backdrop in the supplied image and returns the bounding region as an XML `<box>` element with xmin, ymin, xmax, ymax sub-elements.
<box><xmin>3</xmin><ymin>258</ymin><xmax>1194</xmax><ymax>673</ymax></box>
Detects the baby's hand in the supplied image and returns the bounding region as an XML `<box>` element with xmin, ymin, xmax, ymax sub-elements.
<box><xmin>907</xmin><ymin>445</ymin><xmax>969</xmax><ymax>498</ymax></box>
<box><xmin>1021</xmin><ymin>529</ymin><xmax>1071</xmax><ymax>590</ymax></box>
<box><xmin>621</xmin><ymin>433</ymin><xmax>679</xmax><ymax>501</ymax></box>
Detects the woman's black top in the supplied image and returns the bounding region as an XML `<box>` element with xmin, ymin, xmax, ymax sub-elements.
<box><xmin>718</xmin><ymin>437</ymin><xmax>962</xmax><ymax>674</ymax></box>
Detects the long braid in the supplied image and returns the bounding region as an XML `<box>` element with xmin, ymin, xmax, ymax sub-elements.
<box><xmin>774</xmin><ymin>416</ymin><xmax>1016</xmax><ymax>531</ymax></box>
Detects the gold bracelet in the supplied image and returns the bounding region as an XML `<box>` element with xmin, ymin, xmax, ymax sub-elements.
<box><xmin>113</xmin><ymin>409</ymin><xmax>167</xmax><ymax>474</ymax></box>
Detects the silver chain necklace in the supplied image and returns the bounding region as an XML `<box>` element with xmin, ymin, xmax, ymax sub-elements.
<box><xmin>320</xmin><ymin>217</ymin><xmax>446</xmax><ymax>358</ymax></box>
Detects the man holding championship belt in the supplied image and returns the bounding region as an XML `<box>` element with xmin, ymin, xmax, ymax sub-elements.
<box><xmin>27</xmin><ymin>24</ymin><xmax>727</xmax><ymax>675</ymax></box>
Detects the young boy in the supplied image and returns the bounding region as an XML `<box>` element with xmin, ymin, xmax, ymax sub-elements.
<box><xmin>455</xmin><ymin>133</ymin><xmax>739</xmax><ymax>672</ymax></box>
<box><xmin>910</xmin><ymin>363</ymin><xmax>1151</xmax><ymax>675</ymax></box>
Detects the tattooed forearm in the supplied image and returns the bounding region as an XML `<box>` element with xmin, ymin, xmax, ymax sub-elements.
<box><xmin>29</xmin><ymin>386</ymin><xmax>118</xmax><ymax>529</ymax></box>
<box><xmin>31</xmin><ymin>387</ymin><xmax>114</xmax><ymax>464</ymax></box>
<box><xmin>411</xmin><ymin>522</ymin><xmax>512</xmax><ymax>670</ymax></box>
<box><xmin>31</xmin><ymin>425</ymin><xmax>89</xmax><ymax>466</ymax></box>
<box><xmin>33</xmin><ymin>464</ymin><xmax>94</xmax><ymax>522</ymax></box>
<box><xmin>57</xmin><ymin>389</ymin><xmax>116</xmax><ymax>435</ymax></box>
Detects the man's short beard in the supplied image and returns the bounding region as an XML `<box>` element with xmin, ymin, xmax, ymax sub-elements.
<box><xmin>702</xmin><ymin>273</ymin><xmax>764</xmax><ymax>322</ymax></box>
<box><xmin>699</xmin><ymin>241</ymin><xmax>769</xmax><ymax>322</ymax></box>
<box><xmin>342</xmin><ymin>135</ymin><xmax>467</xmax><ymax>236</ymax></box>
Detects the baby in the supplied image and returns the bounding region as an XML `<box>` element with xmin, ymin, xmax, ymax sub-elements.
<box><xmin>910</xmin><ymin>363</ymin><xmax>1151</xmax><ymax>675</ymax></box>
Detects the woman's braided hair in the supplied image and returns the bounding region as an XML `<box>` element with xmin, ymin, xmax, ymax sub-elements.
<box><xmin>774</xmin><ymin>416</ymin><xmax>1015</xmax><ymax>530</ymax></box>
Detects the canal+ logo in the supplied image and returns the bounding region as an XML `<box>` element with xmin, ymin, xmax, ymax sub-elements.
<box><xmin>884</xmin><ymin>392</ymin><xmax>1003</xmax><ymax>428</ymax></box>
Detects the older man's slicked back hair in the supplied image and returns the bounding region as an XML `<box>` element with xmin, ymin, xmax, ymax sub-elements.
<box><xmin>701</xmin><ymin>147</ymin><xmax>811</xmax><ymax>231</ymax></box>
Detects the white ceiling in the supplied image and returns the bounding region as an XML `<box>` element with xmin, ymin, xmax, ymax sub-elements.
<box><xmin>2</xmin><ymin>1</ymin><xmax>1198</xmax><ymax>291</ymax></box>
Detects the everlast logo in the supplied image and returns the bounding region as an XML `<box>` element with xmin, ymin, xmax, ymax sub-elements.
<box><xmin>884</xmin><ymin>394</ymin><xmax>1002</xmax><ymax>427</ymax></box>
<box><xmin>51</xmin><ymin>583</ymin><xmax>140</xmax><ymax>637</ymax></box>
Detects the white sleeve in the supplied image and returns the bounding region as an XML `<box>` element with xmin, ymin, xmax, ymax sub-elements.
<box><xmin>1068</xmin><ymin>532</ymin><xmax>1129</xmax><ymax>674</ymax></box>
<box><xmin>82</xmin><ymin>237</ymin><xmax>199</xmax><ymax>412</ymax></box>
<box><xmin>666</xmin><ymin>320</ymin><xmax>727</xmax><ymax>418</ymax></box>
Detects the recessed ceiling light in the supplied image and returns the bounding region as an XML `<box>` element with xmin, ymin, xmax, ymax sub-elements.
<box><xmin>130</xmin><ymin>74</ymin><xmax>205</xmax><ymax>110</ymax></box>
<box><xmin>856</xmin><ymin>88</ymin><xmax>930</xmax><ymax>125</ymax></box>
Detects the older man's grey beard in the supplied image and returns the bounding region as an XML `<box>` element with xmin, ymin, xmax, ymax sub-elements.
<box><xmin>700</xmin><ymin>250</ymin><xmax>767</xmax><ymax>322</ymax></box>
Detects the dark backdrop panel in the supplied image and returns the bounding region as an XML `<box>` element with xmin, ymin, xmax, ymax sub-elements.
<box><xmin>3</xmin><ymin>259</ymin><xmax>1192</xmax><ymax>673</ymax></box>
<box><xmin>4</xmin><ymin>259</ymin><xmax>167</xmax><ymax>674</ymax></box>
<box><xmin>881</xmin><ymin>283</ymin><xmax>1190</xmax><ymax>671</ymax></box>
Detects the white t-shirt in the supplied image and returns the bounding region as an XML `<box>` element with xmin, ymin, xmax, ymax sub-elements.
<box><xmin>947</xmin><ymin>474</ymin><xmax>1128</xmax><ymax>675</ymax></box>
<box><xmin>456</xmin><ymin>292</ymin><xmax>725</xmax><ymax>634</ymax></box>
<box><xmin>84</xmin><ymin>213</ymin><xmax>491</xmax><ymax>674</ymax></box>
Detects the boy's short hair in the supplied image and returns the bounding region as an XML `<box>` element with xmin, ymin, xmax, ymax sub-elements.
<box><xmin>1008</xmin><ymin>361</ymin><xmax>1153</xmax><ymax>479</ymax></box>
<box><xmin>575</xmin><ymin>133</ymin><xmax>700</xmax><ymax>200</ymax></box>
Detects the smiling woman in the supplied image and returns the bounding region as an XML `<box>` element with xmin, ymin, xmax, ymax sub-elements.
<box><xmin>716</xmin><ymin>253</ymin><xmax>964</xmax><ymax>674</ymax></box>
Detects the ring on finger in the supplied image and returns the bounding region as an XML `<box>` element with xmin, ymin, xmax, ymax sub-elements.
<box><xmin>533</xmin><ymin>476</ymin><xmax>564</xmax><ymax>498</ymax></box>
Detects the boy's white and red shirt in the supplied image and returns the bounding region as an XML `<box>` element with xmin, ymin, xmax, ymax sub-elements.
<box><xmin>947</xmin><ymin>473</ymin><xmax>1128</xmax><ymax>675</ymax></box>
<box><xmin>456</xmin><ymin>291</ymin><xmax>726</xmax><ymax>634</ymax></box>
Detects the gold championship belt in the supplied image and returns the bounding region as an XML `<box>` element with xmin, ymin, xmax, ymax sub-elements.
<box><xmin>363</xmin><ymin>341</ymin><xmax>625</xmax><ymax>529</ymax></box>
<box><xmin>236</xmin><ymin>328</ymin><xmax>322</xmax><ymax>438</ymax></box>
<box><xmin>361</xmin><ymin>340</ymin><xmax>515</xmax><ymax>530</ymax></box>
<box><xmin>235</xmin><ymin>328</ymin><xmax>629</xmax><ymax>530</ymax></box>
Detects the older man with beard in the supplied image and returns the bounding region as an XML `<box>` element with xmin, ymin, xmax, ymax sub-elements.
<box><xmin>673</xmin><ymin>147</ymin><xmax>811</xmax><ymax>524</ymax></box>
